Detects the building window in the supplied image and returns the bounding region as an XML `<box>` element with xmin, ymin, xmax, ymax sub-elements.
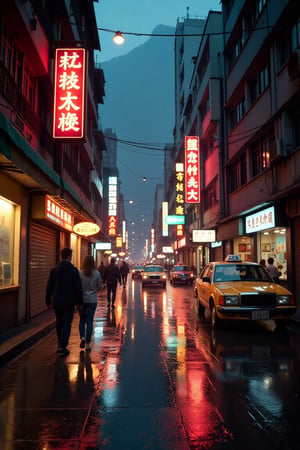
<box><xmin>203</xmin><ymin>179</ymin><xmax>217</xmax><ymax>211</ymax></box>
<box><xmin>229</xmin><ymin>96</ymin><xmax>245</xmax><ymax>130</ymax></box>
<box><xmin>1</xmin><ymin>22</ymin><xmax>37</xmax><ymax>110</ymax></box>
<box><xmin>252</xmin><ymin>135</ymin><xmax>272</xmax><ymax>177</ymax></box>
<box><xmin>250</xmin><ymin>64</ymin><xmax>269</xmax><ymax>104</ymax></box>
<box><xmin>227</xmin><ymin>152</ymin><xmax>248</xmax><ymax>194</ymax></box>
<box><xmin>278</xmin><ymin>20</ymin><xmax>300</xmax><ymax>68</ymax></box>
<box><xmin>0</xmin><ymin>197</ymin><xmax>20</xmax><ymax>287</ymax></box>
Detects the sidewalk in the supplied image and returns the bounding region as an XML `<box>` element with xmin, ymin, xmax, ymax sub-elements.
<box><xmin>0</xmin><ymin>308</ymin><xmax>56</xmax><ymax>367</ymax></box>
<box><xmin>1</xmin><ymin>305</ymin><xmax>300</xmax><ymax>368</ymax></box>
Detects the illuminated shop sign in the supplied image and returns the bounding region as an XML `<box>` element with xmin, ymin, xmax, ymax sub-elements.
<box><xmin>45</xmin><ymin>196</ymin><xmax>73</xmax><ymax>231</ymax></box>
<box><xmin>53</xmin><ymin>48</ymin><xmax>86</xmax><ymax>139</ymax></box>
<box><xmin>108</xmin><ymin>176</ymin><xmax>118</xmax><ymax>236</ymax></box>
<box><xmin>192</xmin><ymin>229</ymin><xmax>216</xmax><ymax>242</ymax></box>
<box><xmin>178</xmin><ymin>236</ymin><xmax>187</xmax><ymax>248</ymax></box>
<box><xmin>116</xmin><ymin>236</ymin><xmax>122</xmax><ymax>248</ymax></box>
<box><xmin>185</xmin><ymin>136</ymin><xmax>200</xmax><ymax>203</ymax></box>
<box><xmin>95</xmin><ymin>242</ymin><xmax>111</xmax><ymax>250</ymax></box>
<box><xmin>162</xmin><ymin>246</ymin><xmax>174</xmax><ymax>253</ymax></box>
<box><xmin>162</xmin><ymin>202</ymin><xmax>168</xmax><ymax>237</ymax></box>
<box><xmin>151</xmin><ymin>228</ymin><xmax>155</xmax><ymax>253</ymax></box>
<box><xmin>176</xmin><ymin>224</ymin><xmax>184</xmax><ymax>237</ymax></box>
<box><xmin>166</xmin><ymin>215</ymin><xmax>185</xmax><ymax>225</ymax></box>
<box><xmin>245</xmin><ymin>206</ymin><xmax>275</xmax><ymax>233</ymax></box>
<box><xmin>73</xmin><ymin>222</ymin><xmax>100</xmax><ymax>237</ymax></box>
<box><xmin>175</xmin><ymin>162</ymin><xmax>185</xmax><ymax>215</ymax></box>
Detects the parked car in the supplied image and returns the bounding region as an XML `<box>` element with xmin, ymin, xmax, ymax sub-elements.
<box><xmin>131</xmin><ymin>265</ymin><xmax>144</xmax><ymax>280</ymax></box>
<box><xmin>194</xmin><ymin>255</ymin><xmax>296</xmax><ymax>328</ymax></box>
<box><xmin>142</xmin><ymin>264</ymin><xmax>167</xmax><ymax>288</ymax></box>
<box><xmin>170</xmin><ymin>264</ymin><xmax>195</xmax><ymax>286</ymax></box>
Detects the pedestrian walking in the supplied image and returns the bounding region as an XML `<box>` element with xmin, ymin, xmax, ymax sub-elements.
<box><xmin>120</xmin><ymin>261</ymin><xmax>129</xmax><ymax>287</ymax></box>
<box><xmin>79</xmin><ymin>255</ymin><xmax>102</xmax><ymax>351</ymax></box>
<box><xmin>103</xmin><ymin>258</ymin><xmax>121</xmax><ymax>308</ymax></box>
<box><xmin>97</xmin><ymin>261</ymin><xmax>106</xmax><ymax>284</ymax></box>
<box><xmin>266</xmin><ymin>257</ymin><xmax>280</xmax><ymax>283</ymax></box>
<box><xmin>46</xmin><ymin>247</ymin><xmax>83</xmax><ymax>356</ymax></box>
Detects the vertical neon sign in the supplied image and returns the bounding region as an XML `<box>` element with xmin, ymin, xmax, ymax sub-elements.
<box><xmin>185</xmin><ymin>136</ymin><xmax>200</xmax><ymax>203</ymax></box>
<box><xmin>53</xmin><ymin>48</ymin><xmax>86</xmax><ymax>139</ymax></box>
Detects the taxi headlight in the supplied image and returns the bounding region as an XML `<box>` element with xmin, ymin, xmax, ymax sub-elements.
<box><xmin>162</xmin><ymin>274</ymin><xmax>167</xmax><ymax>279</ymax></box>
<box><xmin>224</xmin><ymin>295</ymin><xmax>239</xmax><ymax>306</ymax></box>
<box><xmin>277</xmin><ymin>295</ymin><xmax>293</xmax><ymax>305</ymax></box>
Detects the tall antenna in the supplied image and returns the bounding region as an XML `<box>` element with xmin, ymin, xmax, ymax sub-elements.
<box><xmin>187</xmin><ymin>6</ymin><xmax>190</xmax><ymax>19</ymax></box>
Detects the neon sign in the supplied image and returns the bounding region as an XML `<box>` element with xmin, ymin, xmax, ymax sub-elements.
<box><xmin>53</xmin><ymin>47</ymin><xmax>86</xmax><ymax>139</ymax></box>
<box><xmin>185</xmin><ymin>136</ymin><xmax>200</xmax><ymax>203</ymax></box>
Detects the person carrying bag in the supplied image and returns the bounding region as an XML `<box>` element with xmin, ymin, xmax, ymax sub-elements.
<box><xmin>79</xmin><ymin>255</ymin><xmax>102</xmax><ymax>350</ymax></box>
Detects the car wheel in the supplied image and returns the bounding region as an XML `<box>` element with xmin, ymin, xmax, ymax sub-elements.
<box><xmin>210</xmin><ymin>303</ymin><xmax>223</xmax><ymax>328</ymax></box>
<box><xmin>198</xmin><ymin>299</ymin><xmax>205</xmax><ymax>315</ymax></box>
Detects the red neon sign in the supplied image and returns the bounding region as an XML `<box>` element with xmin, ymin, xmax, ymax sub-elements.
<box><xmin>52</xmin><ymin>48</ymin><xmax>86</xmax><ymax>139</ymax></box>
<box><xmin>185</xmin><ymin>136</ymin><xmax>200</xmax><ymax>203</ymax></box>
<box><xmin>108</xmin><ymin>215</ymin><xmax>117</xmax><ymax>236</ymax></box>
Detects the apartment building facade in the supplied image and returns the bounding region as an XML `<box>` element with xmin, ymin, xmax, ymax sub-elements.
<box><xmin>0</xmin><ymin>0</ymin><xmax>106</xmax><ymax>332</ymax></box>
<box><xmin>167</xmin><ymin>0</ymin><xmax>300</xmax><ymax>302</ymax></box>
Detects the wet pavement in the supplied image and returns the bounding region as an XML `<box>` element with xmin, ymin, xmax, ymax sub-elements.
<box><xmin>1</xmin><ymin>277</ymin><xmax>300</xmax><ymax>449</ymax></box>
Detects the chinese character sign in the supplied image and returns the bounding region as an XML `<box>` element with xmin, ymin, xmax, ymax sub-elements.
<box><xmin>175</xmin><ymin>164</ymin><xmax>185</xmax><ymax>216</ymax></box>
<box><xmin>185</xmin><ymin>136</ymin><xmax>200</xmax><ymax>203</ymax></box>
<box><xmin>108</xmin><ymin>177</ymin><xmax>118</xmax><ymax>236</ymax></box>
<box><xmin>45</xmin><ymin>195</ymin><xmax>74</xmax><ymax>231</ymax></box>
<box><xmin>53</xmin><ymin>48</ymin><xmax>86</xmax><ymax>139</ymax></box>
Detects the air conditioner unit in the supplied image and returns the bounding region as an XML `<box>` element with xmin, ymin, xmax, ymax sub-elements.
<box><xmin>269</xmin><ymin>139</ymin><xmax>282</xmax><ymax>162</ymax></box>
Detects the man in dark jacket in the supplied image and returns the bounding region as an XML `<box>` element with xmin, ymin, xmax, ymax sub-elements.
<box><xmin>46</xmin><ymin>247</ymin><xmax>83</xmax><ymax>356</ymax></box>
<box><xmin>120</xmin><ymin>261</ymin><xmax>129</xmax><ymax>287</ymax></box>
<box><xmin>103</xmin><ymin>258</ymin><xmax>121</xmax><ymax>308</ymax></box>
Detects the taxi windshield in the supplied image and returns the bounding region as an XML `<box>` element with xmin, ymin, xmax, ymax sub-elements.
<box><xmin>145</xmin><ymin>266</ymin><xmax>164</xmax><ymax>272</ymax></box>
<box><xmin>213</xmin><ymin>264</ymin><xmax>272</xmax><ymax>283</ymax></box>
<box><xmin>174</xmin><ymin>265</ymin><xmax>188</xmax><ymax>271</ymax></box>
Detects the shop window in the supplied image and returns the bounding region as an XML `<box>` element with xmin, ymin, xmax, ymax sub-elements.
<box><xmin>0</xmin><ymin>197</ymin><xmax>20</xmax><ymax>287</ymax></box>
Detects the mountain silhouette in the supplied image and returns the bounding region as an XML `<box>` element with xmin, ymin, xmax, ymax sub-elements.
<box><xmin>100</xmin><ymin>24</ymin><xmax>174</xmax><ymax>194</ymax></box>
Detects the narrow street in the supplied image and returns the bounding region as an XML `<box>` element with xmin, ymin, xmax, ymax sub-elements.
<box><xmin>1</xmin><ymin>276</ymin><xmax>300</xmax><ymax>449</ymax></box>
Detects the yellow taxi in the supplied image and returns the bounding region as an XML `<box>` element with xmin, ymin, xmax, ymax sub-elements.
<box><xmin>142</xmin><ymin>264</ymin><xmax>167</xmax><ymax>288</ymax></box>
<box><xmin>194</xmin><ymin>255</ymin><xmax>296</xmax><ymax>328</ymax></box>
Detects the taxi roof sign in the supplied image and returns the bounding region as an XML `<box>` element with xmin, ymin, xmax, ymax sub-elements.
<box><xmin>224</xmin><ymin>254</ymin><xmax>242</xmax><ymax>262</ymax></box>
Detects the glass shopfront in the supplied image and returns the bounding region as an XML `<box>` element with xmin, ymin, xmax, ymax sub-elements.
<box><xmin>0</xmin><ymin>196</ymin><xmax>20</xmax><ymax>287</ymax></box>
<box><xmin>259</xmin><ymin>228</ymin><xmax>287</xmax><ymax>281</ymax></box>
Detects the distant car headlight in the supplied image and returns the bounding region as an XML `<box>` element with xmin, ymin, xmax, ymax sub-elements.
<box><xmin>162</xmin><ymin>274</ymin><xmax>167</xmax><ymax>279</ymax></box>
<box><xmin>277</xmin><ymin>295</ymin><xmax>294</xmax><ymax>305</ymax></box>
<box><xmin>220</xmin><ymin>295</ymin><xmax>239</xmax><ymax>306</ymax></box>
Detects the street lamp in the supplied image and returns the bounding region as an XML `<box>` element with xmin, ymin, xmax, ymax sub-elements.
<box><xmin>113</xmin><ymin>31</ymin><xmax>125</xmax><ymax>45</ymax></box>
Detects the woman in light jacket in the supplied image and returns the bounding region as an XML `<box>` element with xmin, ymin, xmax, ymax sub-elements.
<box><xmin>79</xmin><ymin>255</ymin><xmax>102</xmax><ymax>350</ymax></box>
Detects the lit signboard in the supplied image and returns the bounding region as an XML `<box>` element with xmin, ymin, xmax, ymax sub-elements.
<box><xmin>166</xmin><ymin>215</ymin><xmax>185</xmax><ymax>225</ymax></box>
<box><xmin>162</xmin><ymin>202</ymin><xmax>168</xmax><ymax>237</ymax></box>
<box><xmin>162</xmin><ymin>246</ymin><xmax>174</xmax><ymax>253</ymax></box>
<box><xmin>45</xmin><ymin>195</ymin><xmax>73</xmax><ymax>231</ymax></box>
<box><xmin>108</xmin><ymin>176</ymin><xmax>118</xmax><ymax>236</ymax></box>
<box><xmin>95</xmin><ymin>242</ymin><xmax>112</xmax><ymax>250</ymax></box>
<box><xmin>178</xmin><ymin>236</ymin><xmax>187</xmax><ymax>248</ymax></box>
<box><xmin>176</xmin><ymin>224</ymin><xmax>184</xmax><ymax>237</ymax></box>
<box><xmin>185</xmin><ymin>136</ymin><xmax>200</xmax><ymax>203</ymax></box>
<box><xmin>151</xmin><ymin>228</ymin><xmax>155</xmax><ymax>253</ymax></box>
<box><xmin>245</xmin><ymin>206</ymin><xmax>275</xmax><ymax>233</ymax></box>
<box><xmin>53</xmin><ymin>48</ymin><xmax>86</xmax><ymax>139</ymax></box>
<box><xmin>175</xmin><ymin>163</ymin><xmax>185</xmax><ymax>215</ymax></box>
<box><xmin>192</xmin><ymin>229</ymin><xmax>216</xmax><ymax>242</ymax></box>
<box><xmin>73</xmin><ymin>222</ymin><xmax>100</xmax><ymax>237</ymax></box>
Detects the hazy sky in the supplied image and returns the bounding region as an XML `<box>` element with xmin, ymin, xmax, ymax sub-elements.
<box><xmin>94</xmin><ymin>0</ymin><xmax>221</xmax><ymax>62</ymax></box>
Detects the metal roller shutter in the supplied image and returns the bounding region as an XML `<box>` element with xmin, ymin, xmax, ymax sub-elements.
<box><xmin>29</xmin><ymin>222</ymin><xmax>57</xmax><ymax>317</ymax></box>
<box><xmin>293</xmin><ymin>217</ymin><xmax>300</xmax><ymax>307</ymax></box>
